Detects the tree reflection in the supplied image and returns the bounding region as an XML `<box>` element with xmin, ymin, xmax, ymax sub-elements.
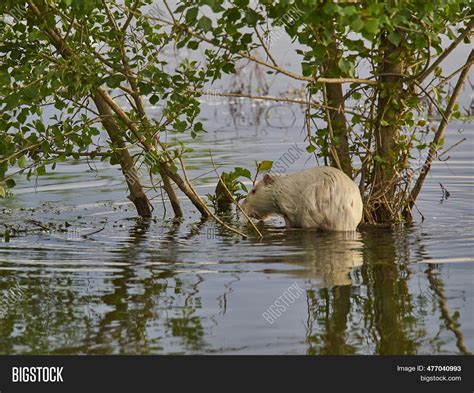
<box><xmin>89</xmin><ymin>218</ymin><xmax>208</xmax><ymax>354</ymax></box>
<box><xmin>293</xmin><ymin>228</ymin><xmax>424</xmax><ymax>355</ymax></box>
<box><xmin>361</xmin><ymin>229</ymin><xmax>419</xmax><ymax>355</ymax></box>
<box><xmin>0</xmin><ymin>217</ymin><xmax>470</xmax><ymax>355</ymax></box>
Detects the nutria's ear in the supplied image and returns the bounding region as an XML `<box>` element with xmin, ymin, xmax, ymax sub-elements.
<box><xmin>263</xmin><ymin>174</ymin><xmax>274</xmax><ymax>186</ymax></box>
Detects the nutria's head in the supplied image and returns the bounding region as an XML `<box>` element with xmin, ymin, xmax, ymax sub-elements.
<box><xmin>241</xmin><ymin>174</ymin><xmax>277</xmax><ymax>219</ymax></box>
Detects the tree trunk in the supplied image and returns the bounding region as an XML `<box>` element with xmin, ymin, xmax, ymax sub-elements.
<box><xmin>371</xmin><ymin>34</ymin><xmax>405</xmax><ymax>223</ymax></box>
<box><xmin>25</xmin><ymin>1</ymin><xmax>153</xmax><ymax>218</ymax></box>
<box><xmin>160</xmin><ymin>164</ymin><xmax>210</xmax><ymax>217</ymax></box>
<box><xmin>93</xmin><ymin>93</ymin><xmax>152</xmax><ymax>218</ymax></box>
<box><xmin>323</xmin><ymin>37</ymin><xmax>352</xmax><ymax>177</ymax></box>
<box><xmin>158</xmin><ymin>165</ymin><xmax>183</xmax><ymax>217</ymax></box>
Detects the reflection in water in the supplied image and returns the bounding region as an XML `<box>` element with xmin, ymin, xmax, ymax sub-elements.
<box><xmin>90</xmin><ymin>218</ymin><xmax>158</xmax><ymax>354</ymax></box>
<box><xmin>88</xmin><ymin>219</ymin><xmax>208</xmax><ymax>354</ymax></box>
<box><xmin>301</xmin><ymin>229</ymin><xmax>415</xmax><ymax>355</ymax></box>
<box><xmin>0</xmin><ymin>213</ymin><xmax>471</xmax><ymax>355</ymax></box>
<box><xmin>425</xmin><ymin>265</ymin><xmax>470</xmax><ymax>355</ymax></box>
<box><xmin>361</xmin><ymin>229</ymin><xmax>419</xmax><ymax>355</ymax></box>
<box><xmin>278</xmin><ymin>231</ymin><xmax>364</xmax><ymax>288</ymax></box>
<box><xmin>300</xmin><ymin>228</ymin><xmax>471</xmax><ymax>355</ymax></box>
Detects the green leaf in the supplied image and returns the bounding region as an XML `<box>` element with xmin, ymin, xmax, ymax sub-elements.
<box><xmin>351</xmin><ymin>18</ymin><xmax>364</xmax><ymax>32</ymax></box>
<box><xmin>364</xmin><ymin>19</ymin><xmax>379</xmax><ymax>34</ymax></box>
<box><xmin>106</xmin><ymin>75</ymin><xmax>125</xmax><ymax>89</ymax></box>
<box><xmin>35</xmin><ymin>165</ymin><xmax>46</xmax><ymax>176</ymax></box>
<box><xmin>197</xmin><ymin>16</ymin><xmax>212</xmax><ymax>32</ymax></box>
<box><xmin>186</xmin><ymin>7</ymin><xmax>198</xmax><ymax>22</ymax></box>
<box><xmin>18</xmin><ymin>155</ymin><xmax>27</xmax><ymax>168</ymax></box>
<box><xmin>387</xmin><ymin>31</ymin><xmax>401</xmax><ymax>46</ymax></box>
<box><xmin>323</xmin><ymin>3</ymin><xmax>338</xmax><ymax>15</ymax></box>
<box><xmin>188</xmin><ymin>41</ymin><xmax>199</xmax><ymax>50</ymax></box>
<box><xmin>174</xmin><ymin>120</ymin><xmax>187</xmax><ymax>132</ymax></box>
<box><xmin>241</xmin><ymin>33</ymin><xmax>252</xmax><ymax>45</ymax></box>
<box><xmin>245</xmin><ymin>9</ymin><xmax>259</xmax><ymax>25</ymax></box>
<box><xmin>110</xmin><ymin>156</ymin><xmax>119</xmax><ymax>166</ymax></box>
<box><xmin>258</xmin><ymin>160</ymin><xmax>273</xmax><ymax>171</ymax></box>
<box><xmin>302</xmin><ymin>62</ymin><xmax>313</xmax><ymax>77</ymax></box>
<box><xmin>202</xmin><ymin>0</ymin><xmax>224</xmax><ymax>12</ymax></box>
<box><xmin>0</xmin><ymin>186</ymin><xmax>5</xmax><ymax>198</ymax></box>
<box><xmin>149</xmin><ymin>95</ymin><xmax>159</xmax><ymax>105</ymax></box>
<box><xmin>23</xmin><ymin>86</ymin><xmax>39</xmax><ymax>99</ymax></box>
<box><xmin>337</xmin><ymin>58</ymin><xmax>353</xmax><ymax>75</ymax></box>
<box><xmin>341</xmin><ymin>6</ymin><xmax>357</xmax><ymax>16</ymax></box>
<box><xmin>139</xmin><ymin>83</ymin><xmax>153</xmax><ymax>95</ymax></box>
<box><xmin>226</xmin><ymin>8</ymin><xmax>241</xmax><ymax>23</ymax></box>
<box><xmin>193</xmin><ymin>122</ymin><xmax>204</xmax><ymax>132</ymax></box>
<box><xmin>234</xmin><ymin>167</ymin><xmax>252</xmax><ymax>179</ymax></box>
<box><xmin>5</xmin><ymin>179</ymin><xmax>16</xmax><ymax>188</ymax></box>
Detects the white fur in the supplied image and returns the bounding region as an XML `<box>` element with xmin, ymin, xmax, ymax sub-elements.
<box><xmin>241</xmin><ymin>166</ymin><xmax>363</xmax><ymax>231</ymax></box>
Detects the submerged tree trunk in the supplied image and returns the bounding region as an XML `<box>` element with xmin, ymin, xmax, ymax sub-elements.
<box><xmin>160</xmin><ymin>164</ymin><xmax>210</xmax><ymax>217</ymax></box>
<box><xmin>158</xmin><ymin>165</ymin><xmax>183</xmax><ymax>217</ymax></box>
<box><xmin>26</xmin><ymin>1</ymin><xmax>153</xmax><ymax>218</ymax></box>
<box><xmin>93</xmin><ymin>93</ymin><xmax>152</xmax><ymax>217</ymax></box>
<box><xmin>371</xmin><ymin>34</ymin><xmax>406</xmax><ymax>223</ymax></box>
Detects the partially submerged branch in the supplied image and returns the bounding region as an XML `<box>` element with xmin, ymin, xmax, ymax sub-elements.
<box><xmin>93</xmin><ymin>92</ymin><xmax>152</xmax><ymax>217</ymax></box>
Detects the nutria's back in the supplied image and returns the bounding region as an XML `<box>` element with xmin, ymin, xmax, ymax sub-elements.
<box><xmin>242</xmin><ymin>166</ymin><xmax>363</xmax><ymax>231</ymax></box>
<box><xmin>270</xmin><ymin>167</ymin><xmax>363</xmax><ymax>230</ymax></box>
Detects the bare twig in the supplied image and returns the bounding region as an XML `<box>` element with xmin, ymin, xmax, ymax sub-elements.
<box><xmin>121</xmin><ymin>0</ymin><xmax>140</xmax><ymax>32</ymax></box>
<box><xmin>322</xmin><ymin>85</ymin><xmax>343</xmax><ymax>172</ymax></box>
<box><xmin>191</xmin><ymin>89</ymin><xmax>364</xmax><ymax>118</ymax></box>
<box><xmin>438</xmin><ymin>138</ymin><xmax>466</xmax><ymax>159</ymax></box>
<box><xmin>412</xmin><ymin>80</ymin><xmax>450</xmax><ymax>123</ymax></box>
<box><xmin>82</xmin><ymin>226</ymin><xmax>106</xmax><ymax>238</ymax></box>
<box><xmin>254</xmin><ymin>26</ymin><xmax>278</xmax><ymax>67</ymax></box>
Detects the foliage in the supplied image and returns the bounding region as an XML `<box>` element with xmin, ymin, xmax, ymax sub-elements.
<box><xmin>0</xmin><ymin>0</ymin><xmax>472</xmax><ymax>227</ymax></box>
<box><xmin>208</xmin><ymin>166</ymin><xmax>250</xmax><ymax>212</ymax></box>
<box><xmin>173</xmin><ymin>0</ymin><xmax>472</xmax><ymax>223</ymax></box>
<box><xmin>0</xmin><ymin>0</ymin><xmax>209</xmax><ymax>211</ymax></box>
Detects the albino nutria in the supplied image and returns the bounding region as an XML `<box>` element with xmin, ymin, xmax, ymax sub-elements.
<box><xmin>241</xmin><ymin>166</ymin><xmax>363</xmax><ymax>231</ymax></box>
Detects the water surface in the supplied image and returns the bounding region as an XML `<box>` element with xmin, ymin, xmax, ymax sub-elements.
<box><xmin>0</xmin><ymin>96</ymin><xmax>472</xmax><ymax>354</ymax></box>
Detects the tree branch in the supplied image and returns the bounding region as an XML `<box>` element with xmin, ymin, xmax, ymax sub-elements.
<box><xmin>407</xmin><ymin>49</ymin><xmax>474</xmax><ymax>213</ymax></box>
<box><xmin>191</xmin><ymin>89</ymin><xmax>364</xmax><ymax>118</ymax></box>
<box><xmin>117</xmin><ymin>5</ymin><xmax>377</xmax><ymax>86</ymax></box>
<box><xmin>417</xmin><ymin>18</ymin><xmax>474</xmax><ymax>83</ymax></box>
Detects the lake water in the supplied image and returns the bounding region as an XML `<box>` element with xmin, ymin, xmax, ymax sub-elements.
<box><xmin>0</xmin><ymin>90</ymin><xmax>472</xmax><ymax>355</ymax></box>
